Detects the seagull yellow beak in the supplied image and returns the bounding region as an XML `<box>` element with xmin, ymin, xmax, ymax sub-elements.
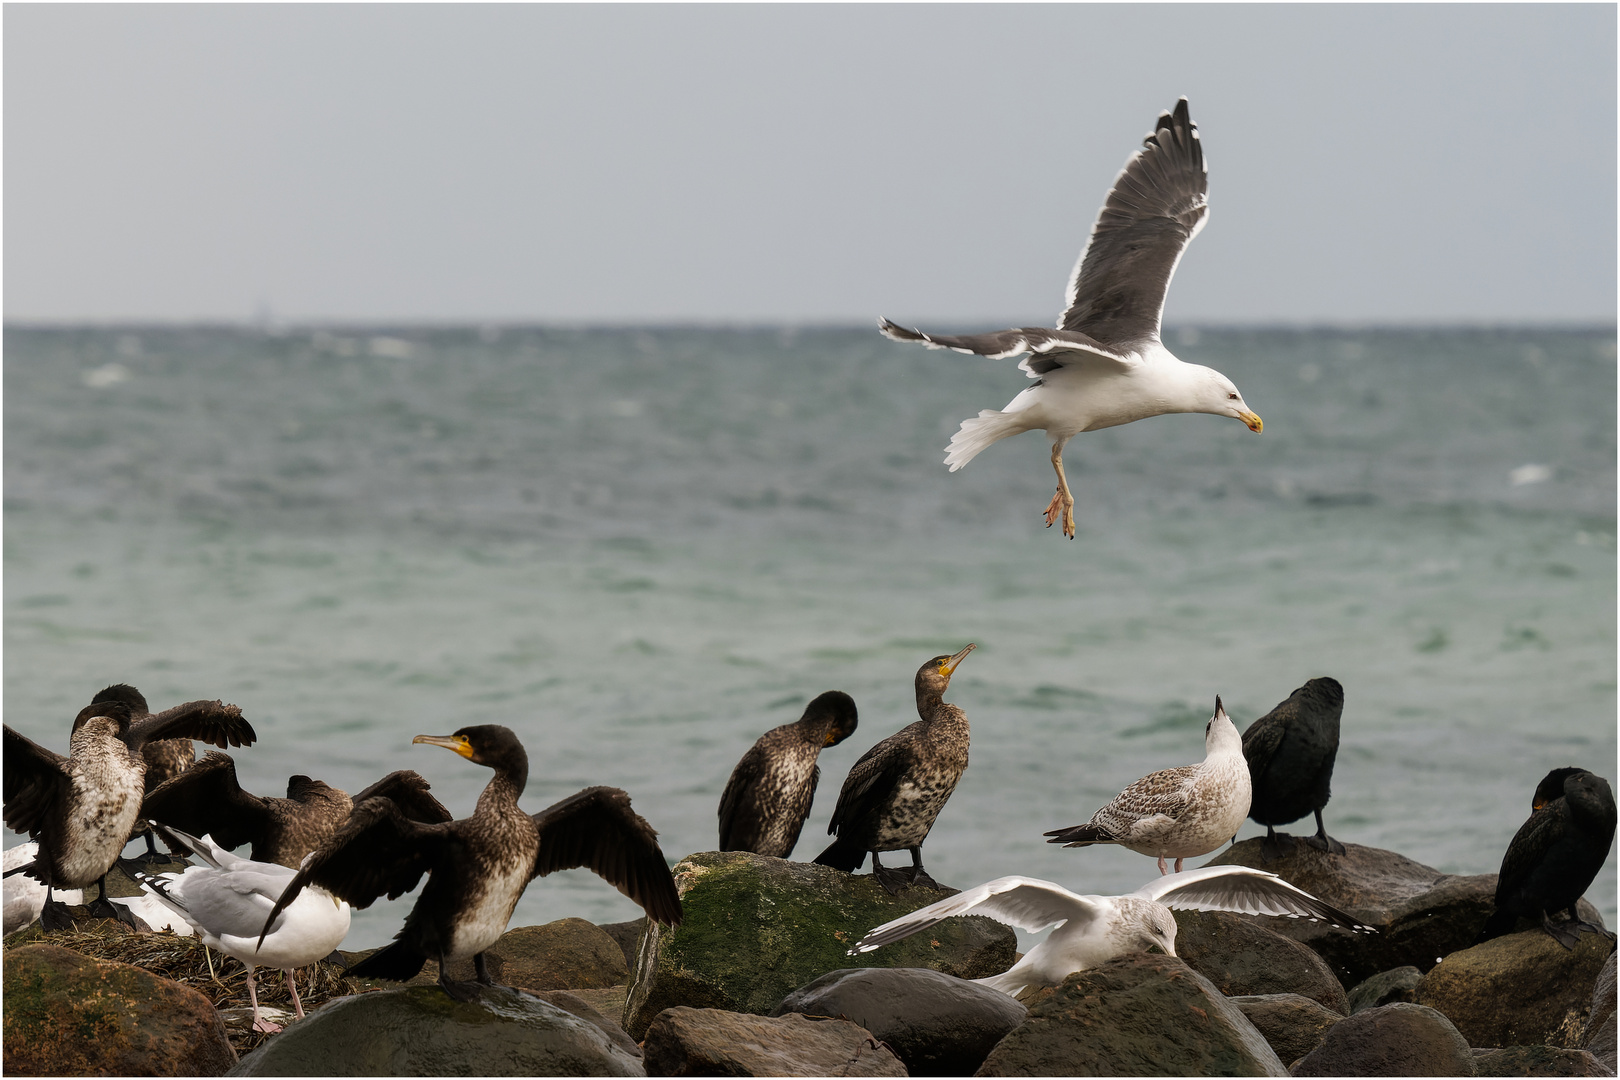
<box><xmin>413</xmin><ymin>733</ymin><xmax>474</xmax><ymax>759</ymax></box>
<box><xmin>940</xmin><ymin>643</ymin><xmax>977</xmax><ymax>677</ymax></box>
<box><xmin>1240</xmin><ymin>410</ymin><xmax>1263</xmax><ymax>433</ymax></box>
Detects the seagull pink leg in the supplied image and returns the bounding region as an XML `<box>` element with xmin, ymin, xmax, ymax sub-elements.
<box><xmin>284</xmin><ymin>969</ymin><xmax>306</xmax><ymax>1020</ymax></box>
<box><xmin>1043</xmin><ymin>442</ymin><xmax>1077</xmax><ymax>539</ymax></box>
<box><xmin>246</xmin><ymin>968</ymin><xmax>283</xmax><ymax>1034</ymax></box>
<box><xmin>1174</xmin><ymin>858</ymin><xmax>1185</xmax><ymax>872</ymax></box>
<box><xmin>1157</xmin><ymin>855</ymin><xmax>1169</xmax><ymax>875</ymax></box>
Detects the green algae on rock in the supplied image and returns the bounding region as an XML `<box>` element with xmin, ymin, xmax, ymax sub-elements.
<box><xmin>623</xmin><ymin>850</ymin><xmax>1015</xmax><ymax>1038</ymax></box>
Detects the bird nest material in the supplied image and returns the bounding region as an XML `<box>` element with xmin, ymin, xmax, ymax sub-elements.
<box><xmin>37</xmin><ymin>927</ymin><xmax>364</xmax><ymax>1056</ymax></box>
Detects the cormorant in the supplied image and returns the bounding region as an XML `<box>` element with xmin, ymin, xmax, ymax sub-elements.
<box><xmin>4</xmin><ymin>697</ymin><xmax>255</xmax><ymax>928</ymax></box>
<box><xmin>813</xmin><ymin>645</ymin><xmax>975</xmax><ymax>894</ymax></box>
<box><xmin>1241</xmin><ymin>676</ymin><xmax>1346</xmax><ymax>862</ymax></box>
<box><xmin>139</xmin><ymin>828</ymin><xmax>350</xmax><ymax>1033</ymax></box>
<box><xmin>1045</xmin><ymin>696</ymin><xmax>1250</xmax><ymax>875</ymax></box>
<box><xmin>850</xmin><ymin>865</ymin><xmax>1374</xmax><ymax>997</ymax></box>
<box><xmin>87</xmin><ymin>684</ymin><xmax>197</xmax><ymax>861</ymax></box>
<box><xmin>142</xmin><ymin>751</ymin><xmax>450</xmax><ymax>868</ymax></box>
<box><xmin>1475</xmin><ymin>767</ymin><xmax>1616</xmax><ymax>949</ymax></box>
<box><xmin>718</xmin><ymin>690</ymin><xmax>858</xmax><ymax>858</ymax></box>
<box><xmin>260</xmin><ymin>724</ymin><xmax>682</xmax><ymax>1001</ymax></box>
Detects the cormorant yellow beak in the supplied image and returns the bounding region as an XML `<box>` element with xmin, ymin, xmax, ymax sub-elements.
<box><xmin>940</xmin><ymin>643</ymin><xmax>977</xmax><ymax>677</ymax></box>
<box><xmin>1240</xmin><ymin>410</ymin><xmax>1263</xmax><ymax>433</ymax></box>
<box><xmin>413</xmin><ymin>733</ymin><xmax>474</xmax><ymax>759</ymax></box>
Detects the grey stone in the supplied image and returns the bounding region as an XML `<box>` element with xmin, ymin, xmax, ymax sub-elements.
<box><xmin>600</xmin><ymin>918</ymin><xmax>647</xmax><ymax>970</ymax></box>
<box><xmin>1415</xmin><ymin>931</ymin><xmax>1615</xmax><ymax>1048</ymax></box>
<box><xmin>623</xmin><ymin>850</ymin><xmax>1016</xmax><ymax>1038</ymax></box>
<box><xmin>226</xmin><ymin>986</ymin><xmax>643</xmax><ymax>1076</ymax></box>
<box><xmin>1229</xmin><ymin>993</ymin><xmax>1344</xmax><ymax>1066</ymax></box>
<box><xmin>1173</xmin><ymin>908</ymin><xmax>1349</xmax><ymax>1012</ymax></box>
<box><xmin>641</xmin><ymin>1006</ymin><xmax>907</xmax><ymax>1076</ymax></box>
<box><xmin>1584</xmin><ymin>952</ymin><xmax>1616</xmax><ymax>1073</ymax></box>
<box><xmin>1472</xmin><ymin>1045</ymin><xmax>1612</xmax><ymax>1076</ymax></box>
<box><xmin>774</xmin><ymin>966</ymin><xmax>1027</xmax><ymax>1076</ymax></box>
<box><xmin>1293</xmin><ymin>1002</ymin><xmax>1477</xmax><ymax>1076</ymax></box>
<box><xmin>1347</xmin><ymin>966</ymin><xmax>1423</xmax><ymax>1013</ymax></box>
<box><xmin>975</xmin><ymin>953</ymin><xmax>1288</xmax><ymax>1076</ymax></box>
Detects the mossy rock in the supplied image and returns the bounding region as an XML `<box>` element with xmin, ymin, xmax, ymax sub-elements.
<box><xmin>623</xmin><ymin>850</ymin><xmax>1015</xmax><ymax>1038</ymax></box>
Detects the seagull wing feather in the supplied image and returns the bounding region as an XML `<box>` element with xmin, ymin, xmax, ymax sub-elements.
<box><xmin>1136</xmin><ymin>865</ymin><xmax>1375</xmax><ymax>931</ymax></box>
<box><xmin>852</xmin><ymin>876</ymin><xmax>1099</xmax><ymax>954</ymax></box>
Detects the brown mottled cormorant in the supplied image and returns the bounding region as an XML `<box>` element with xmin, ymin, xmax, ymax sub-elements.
<box><xmin>718</xmin><ymin>690</ymin><xmax>858</xmax><ymax>858</ymax></box>
<box><xmin>1045</xmin><ymin>697</ymin><xmax>1250</xmax><ymax>875</ymax></box>
<box><xmin>813</xmin><ymin>645</ymin><xmax>975</xmax><ymax>894</ymax></box>
<box><xmin>260</xmin><ymin>724</ymin><xmax>682</xmax><ymax>1001</ymax></box>
<box><xmin>4</xmin><ymin>697</ymin><xmax>255</xmax><ymax>928</ymax></box>
<box><xmin>143</xmin><ymin>751</ymin><xmax>450</xmax><ymax>868</ymax></box>
<box><xmin>85</xmin><ymin>684</ymin><xmax>198</xmax><ymax>860</ymax></box>
<box><xmin>1475</xmin><ymin>767</ymin><xmax>1617</xmax><ymax>949</ymax></box>
<box><xmin>1240</xmin><ymin>677</ymin><xmax>1345</xmax><ymax>862</ymax></box>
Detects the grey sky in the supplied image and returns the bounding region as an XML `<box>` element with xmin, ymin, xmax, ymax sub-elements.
<box><xmin>5</xmin><ymin>4</ymin><xmax>1615</xmax><ymax>325</ymax></box>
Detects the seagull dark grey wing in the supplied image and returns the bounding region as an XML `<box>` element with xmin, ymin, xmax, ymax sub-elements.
<box><xmin>1059</xmin><ymin>97</ymin><xmax>1208</xmax><ymax>350</ymax></box>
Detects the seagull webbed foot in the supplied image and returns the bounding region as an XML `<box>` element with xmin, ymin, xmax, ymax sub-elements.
<box><xmin>1041</xmin><ymin>488</ymin><xmax>1077</xmax><ymax>539</ymax></box>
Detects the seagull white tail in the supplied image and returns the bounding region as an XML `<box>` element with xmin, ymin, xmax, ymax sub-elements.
<box><xmin>945</xmin><ymin>410</ymin><xmax>1027</xmax><ymax>471</ymax></box>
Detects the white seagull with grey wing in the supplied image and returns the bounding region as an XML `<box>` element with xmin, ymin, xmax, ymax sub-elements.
<box><xmin>879</xmin><ymin>98</ymin><xmax>1263</xmax><ymax>538</ymax></box>
<box><xmin>849</xmin><ymin>865</ymin><xmax>1374</xmax><ymax>998</ymax></box>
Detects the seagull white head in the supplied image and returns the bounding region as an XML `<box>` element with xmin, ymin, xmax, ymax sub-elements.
<box><xmin>1187</xmin><ymin>364</ymin><xmax>1263</xmax><ymax>432</ymax></box>
<box><xmin>1206</xmin><ymin>696</ymin><xmax>1243</xmax><ymax>755</ymax></box>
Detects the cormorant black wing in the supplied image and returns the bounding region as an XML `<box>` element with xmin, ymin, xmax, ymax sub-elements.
<box><xmin>2</xmin><ymin>725</ymin><xmax>71</xmax><ymax>842</ymax></box>
<box><xmin>717</xmin><ymin>745</ymin><xmax>764</xmax><ymax>852</ymax></box>
<box><xmin>1494</xmin><ymin>803</ymin><xmax>1563</xmax><ymax>903</ymax></box>
<box><xmin>140</xmin><ymin>751</ymin><xmax>269</xmax><ymax>853</ymax></box>
<box><xmin>531</xmin><ymin>785</ymin><xmax>682</xmax><ymax>926</ymax></box>
<box><xmin>351</xmin><ymin>769</ymin><xmax>453</xmax><ymax>825</ymax></box>
<box><xmin>125</xmin><ymin>699</ymin><xmax>256</xmax><ymax>753</ymax></box>
<box><xmin>825</xmin><ymin>725</ymin><xmax>920</xmax><ymax>836</ymax></box>
<box><xmin>1240</xmin><ymin>715</ymin><xmax>1286</xmax><ymax>776</ymax></box>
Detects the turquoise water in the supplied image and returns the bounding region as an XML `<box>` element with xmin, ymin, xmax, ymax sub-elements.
<box><xmin>5</xmin><ymin>324</ymin><xmax>1614</xmax><ymax>946</ymax></box>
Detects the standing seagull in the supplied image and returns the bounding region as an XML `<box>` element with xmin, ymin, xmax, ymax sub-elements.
<box><xmin>1045</xmin><ymin>696</ymin><xmax>1250</xmax><ymax>874</ymax></box>
<box><xmin>1474</xmin><ymin>767</ymin><xmax>1616</xmax><ymax>949</ymax></box>
<box><xmin>260</xmin><ymin>724</ymin><xmax>682</xmax><ymax>1001</ymax></box>
<box><xmin>849</xmin><ymin>866</ymin><xmax>1373</xmax><ymax>997</ymax></box>
<box><xmin>814</xmin><ymin>645</ymin><xmax>975</xmax><ymax>894</ymax></box>
<box><xmin>1242</xmin><ymin>677</ymin><xmax>1346</xmax><ymax>862</ymax></box>
<box><xmin>718</xmin><ymin>691</ymin><xmax>859</xmax><ymax>858</ymax></box>
<box><xmin>879</xmin><ymin>98</ymin><xmax>1262</xmax><ymax>538</ymax></box>
<box><xmin>4</xmin><ymin>698</ymin><xmax>255</xmax><ymax>928</ymax></box>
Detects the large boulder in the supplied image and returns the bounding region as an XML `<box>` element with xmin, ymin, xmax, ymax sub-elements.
<box><xmin>226</xmin><ymin>986</ymin><xmax>643</xmax><ymax>1076</ymax></box>
<box><xmin>3</xmin><ymin>942</ymin><xmax>237</xmax><ymax>1077</ymax></box>
<box><xmin>1415</xmin><ymin>931</ymin><xmax>1615</xmax><ymax>1048</ymax></box>
<box><xmin>774</xmin><ymin>966</ymin><xmax>1027</xmax><ymax>1076</ymax></box>
<box><xmin>623</xmin><ymin>851</ymin><xmax>1016</xmax><ymax>1038</ymax></box>
<box><xmin>974</xmin><ymin>953</ymin><xmax>1288</xmax><ymax>1076</ymax></box>
<box><xmin>1347</xmin><ymin>966</ymin><xmax>1423</xmax><ymax>1013</ymax></box>
<box><xmin>1292</xmin><ymin>1002</ymin><xmax>1477</xmax><ymax>1076</ymax></box>
<box><xmin>1584</xmin><ymin>952</ymin><xmax>1616</xmax><ymax>1072</ymax></box>
<box><xmin>1228</xmin><ymin>993</ymin><xmax>1344</xmax><ymax>1067</ymax></box>
<box><xmin>1206</xmin><ymin>839</ymin><xmax>1604</xmax><ymax>988</ymax></box>
<box><xmin>600</xmin><ymin>918</ymin><xmax>647</xmax><ymax>969</ymax></box>
<box><xmin>349</xmin><ymin>918</ymin><xmax>630</xmax><ymax>993</ymax></box>
<box><xmin>641</xmin><ymin>1007</ymin><xmax>906</xmax><ymax>1077</ymax></box>
<box><xmin>1172</xmin><ymin>909</ymin><xmax>1349</xmax><ymax>1012</ymax></box>
<box><xmin>1472</xmin><ymin>1046</ymin><xmax>1612</xmax><ymax>1076</ymax></box>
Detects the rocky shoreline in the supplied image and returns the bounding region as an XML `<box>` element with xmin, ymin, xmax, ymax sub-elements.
<box><xmin>4</xmin><ymin>838</ymin><xmax>1615</xmax><ymax>1076</ymax></box>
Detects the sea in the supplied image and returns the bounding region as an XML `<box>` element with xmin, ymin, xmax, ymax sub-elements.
<box><xmin>4</xmin><ymin>323</ymin><xmax>1615</xmax><ymax>949</ymax></box>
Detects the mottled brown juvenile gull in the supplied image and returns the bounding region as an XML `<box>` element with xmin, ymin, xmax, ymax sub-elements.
<box><xmin>878</xmin><ymin>98</ymin><xmax>1262</xmax><ymax>538</ymax></box>
<box><xmin>1044</xmin><ymin>696</ymin><xmax>1249</xmax><ymax>874</ymax></box>
<box><xmin>850</xmin><ymin>866</ymin><xmax>1374</xmax><ymax>997</ymax></box>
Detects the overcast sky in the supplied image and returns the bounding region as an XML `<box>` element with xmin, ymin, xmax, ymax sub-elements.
<box><xmin>5</xmin><ymin>4</ymin><xmax>1615</xmax><ymax>325</ymax></box>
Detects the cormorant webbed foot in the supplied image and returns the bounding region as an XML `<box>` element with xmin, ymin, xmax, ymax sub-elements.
<box><xmin>1260</xmin><ymin>827</ymin><xmax>1299</xmax><ymax>864</ymax></box>
<box><xmin>39</xmin><ymin>898</ymin><xmax>79</xmax><ymax>932</ymax></box>
<box><xmin>870</xmin><ymin>853</ymin><xmax>911</xmax><ymax>895</ymax></box>
<box><xmin>1304</xmin><ymin>810</ymin><xmax>1346</xmax><ymax>855</ymax></box>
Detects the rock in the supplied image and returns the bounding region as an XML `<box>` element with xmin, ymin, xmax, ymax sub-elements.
<box><xmin>975</xmin><ymin>953</ymin><xmax>1288</xmax><ymax>1076</ymax></box>
<box><xmin>1583</xmin><ymin>952</ymin><xmax>1616</xmax><ymax>1072</ymax></box>
<box><xmin>566</xmin><ymin>986</ymin><xmax>631</xmax><ymax>1031</ymax></box>
<box><xmin>226</xmin><ymin>986</ymin><xmax>643</xmax><ymax>1076</ymax></box>
<box><xmin>623</xmin><ymin>851</ymin><xmax>1016</xmax><ymax>1038</ymax></box>
<box><xmin>1207</xmin><ymin>839</ymin><xmax>1606</xmax><ymax>988</ymax></box>
<box><xmin>350</xmin><ymin>918</ymin><xmax>630</xmax><ymax>992</ymax></box>
<box><xmin>1229</xmin><ymin>993</ymin><xmax>1344</xmax><ymax>1066</ymax></box>
<box><xmin>1292</xmin><ymin>1002</ymin><xmax>1477</xmax><ymax>1076</ymax></box>
<box><xmin>641</xmin><ymin>1006</ymin><xmax>906</xmax><ymax>1077</ymax></box>
<box><xmin>529</xmin><ymin>990</ymin><xmax>640</xmax><ymax>1058</ymax></box>
<box><xmin>1415</xmin><ymin>931</ymin><xmax>1615</xmax><ymax>1049</ymax></box>
<box><xmin>3</xmin><ymin>942</ymin><xmax>237</xmax><ymax>1076</ymax></box>
<box><xmin>1347</xmin><ymin>966</ymin><xmax>1423</xmax><ymax>1013</ymax></box>
<box><xmin>601</xmin><ymin>918</ymin><xmax>647</xmax><ymax>969</ymax></box>
<box><xmin>1472</xmin><ymin>1046</ymin><xmax>1612</xmax><ymax>1076</ymax></box>
<box><xmin>1172</xmin><ymin>909</ymin><xmax>1349</xmax><ymax>1012</ymax></box>
<box><xmin>773</xmin><ymin>966</ymin><xmax>1027</xmax><ymax>1076</ymax></box>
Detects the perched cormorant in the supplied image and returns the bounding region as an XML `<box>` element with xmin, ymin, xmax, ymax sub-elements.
<box><xmin>718</xmin><ymin>691</ymin><xmax>859</xmax><ymax>858</ymax></box>
<box><xmin>876</xmin><ymin>98</ymin><xmax>1262</xmax><ymax>539</ymax></box>
<box><xmin>1475</xmin><ymin>767</ymin><xmax>1617</xmax><ymax>950</ymax></box>
<box><xmin>1241</xmin><ymin>677</ymin><xmax>1346</xmax><ymax>862</ymax></box>
<box><xmin>4</xmin><ymin>697</ymin><xmax>255</xmax><ymax>928</ymax></box>
<box><xmin>260</xmin><ymin>724</ymin><xmax>682</xmax><ymax>1001</ymax></box>
<box><xmin>142</xmin><ymin>751</ymin><xmax>450</xmax><ymax>869</ymax></box>
<box><xmin>813</xmin><ymin>645</ymin><xmax>976</xmax><ymax>894</ymax></box>
<box><xmin>90</xmin><ymin>684</ymin><xmax>196</xmax><ymax>790</ymax></box>
<box><xmin>139</xmin><ymin>828</ymin><xmax>350</xmax><ymax>1033</ymax></box>
<box><xmin>850</xmin><ymin>865</ymin><xmax>1374</xmax><ymax>997</ymax></box>
<box><xmin>1045</xmin><ymin>697</ymin><xmax>1250</xmax><ymax>875</ymax></box>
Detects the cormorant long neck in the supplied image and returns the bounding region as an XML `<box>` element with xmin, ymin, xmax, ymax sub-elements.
<box><xmin>476</xmin><ymin>746</ymin><xmax>529</xmax><ymax>813</ymax></box>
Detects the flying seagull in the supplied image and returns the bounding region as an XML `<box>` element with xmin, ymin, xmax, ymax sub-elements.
<box><xmin>849</xmin><ymin>865</ymin><xmax>1374</xmax><ymax>997</ymax></box>
<box><xmin>879</xmin><ymin>98</ymin><xmax>1262</xmax><ymax>538</ymax></box>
